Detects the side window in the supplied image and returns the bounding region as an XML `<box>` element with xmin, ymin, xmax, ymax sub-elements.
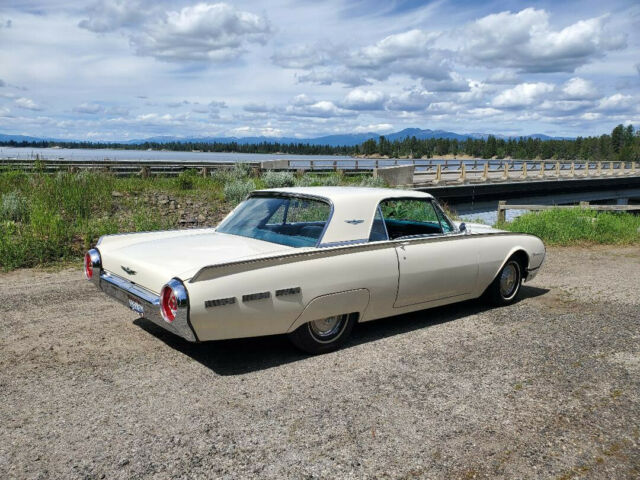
<box><xmin>379</xmin><ymin>199</ymin><xmax>443</xmax><ymax>240</ymax></box>
<box><xmin>434</xmin><ymin>204</ymin><xmax>454</xmax><ymax>233</ymax></box>
<box><xmin>369</xmin><ymin>207</ymin><xmax>389</xmax><ymax>241</ymax></box>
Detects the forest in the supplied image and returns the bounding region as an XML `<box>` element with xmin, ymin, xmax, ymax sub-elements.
<box><xmin>1</xmin><ymin>124</ymin><xmax>638</xmax><ymax>161</ymax></box>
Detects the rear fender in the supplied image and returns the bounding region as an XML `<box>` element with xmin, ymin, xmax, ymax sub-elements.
<box><xmin>287</xmin><ymin>289</ymin><xmax>370</xmax><ymax>333</ymax></box>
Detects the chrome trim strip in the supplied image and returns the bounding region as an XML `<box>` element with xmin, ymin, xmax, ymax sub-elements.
<box><xmin>317</xmin><ymin>238</ymin><xmax>369</xmax><ymax>248</ymax></box>
<box><xmin>190</xmin><ymin>231</ymin><xmax>534</xmax><ymax>283</ymax></box>
<box><xmin>98</xmin><ymin>271</ymin><xmax>198</xmax><ymax>342</ymax></box>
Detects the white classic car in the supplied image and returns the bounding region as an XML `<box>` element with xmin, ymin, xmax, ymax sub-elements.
<box><xmin>85</xmin><ymin>187</ymin><xmax>545</xmax><ymax>353</ymax></box>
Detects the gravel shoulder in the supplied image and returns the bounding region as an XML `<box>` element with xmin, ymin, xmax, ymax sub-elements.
<box><xmin>1</xmin><ymin>247</ymin><xmax>639</xmax><ymax>479</ymax></box>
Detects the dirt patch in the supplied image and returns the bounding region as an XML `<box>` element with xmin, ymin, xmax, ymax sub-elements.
<box><xmin>1</xmin><ymin>247</ymin><xmax>639</xmax><ymax>479</ymax></box>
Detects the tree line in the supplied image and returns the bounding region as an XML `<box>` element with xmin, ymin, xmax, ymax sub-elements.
<box><xmin>1</xmin><ymin>124</ymin><xmax>638</xmax><ymax>161</ymax></box>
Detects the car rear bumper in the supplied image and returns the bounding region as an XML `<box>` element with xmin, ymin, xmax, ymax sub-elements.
<box><xmin>98</xmin><ymin>270</ymin><xmax>198</xmax><ymax>342</ymax></box>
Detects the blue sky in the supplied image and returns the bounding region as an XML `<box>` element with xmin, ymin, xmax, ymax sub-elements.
<box><xmin>0</xmin><ymin>0</ymin><xmax>638</xmax><ymax>140</ymax></box>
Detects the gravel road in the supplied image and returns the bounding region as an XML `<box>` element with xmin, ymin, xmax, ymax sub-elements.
<box><xmin>1</xmin><ymin>247</ymin><xmax>639</xmax><ymax>479</ymax></box>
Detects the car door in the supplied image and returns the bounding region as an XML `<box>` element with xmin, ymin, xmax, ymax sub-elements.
<box><xmin>377</xmin><ymin>198</ymin><xmax>479</xmax><ymax>308</ymax></box>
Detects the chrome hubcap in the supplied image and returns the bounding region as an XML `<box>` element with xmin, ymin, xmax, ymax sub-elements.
<box><xmin>500</xmin><ymin>263</ymin><xmax>519</xmax><ymax>298</ymax></box>
<box><xmin>309</xmin><ymin>315</ymin><xmax>343</xmax><ymax>339</ymax></box>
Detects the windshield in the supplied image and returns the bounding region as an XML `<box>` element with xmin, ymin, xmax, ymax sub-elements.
<box><xmin>216</xmin><ymin>195</ymin><xmax>331</xmax><ymax>247</ymax></box>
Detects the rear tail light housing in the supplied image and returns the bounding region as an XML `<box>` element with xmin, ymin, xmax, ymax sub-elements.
<box><xmin>84</xmin><ymin>249</ymin><xmax>101</xmax><ymax>281</ymax></box>
<box><xmin>160</xmin><ymin>279</ymin><xmax>189</xmax><ymax>323</ymax></box>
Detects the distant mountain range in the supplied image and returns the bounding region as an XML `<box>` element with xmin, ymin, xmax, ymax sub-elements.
<box><xmin>0</xmin><ymin>128</ymin><xmax>570</xmax><ymax>147</ymax></box>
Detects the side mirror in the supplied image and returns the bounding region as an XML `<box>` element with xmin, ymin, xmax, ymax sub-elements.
<box><xmin>459</xmin><ymin>222</ymin><xmax>467</xmax><ymax>233</ymax></box>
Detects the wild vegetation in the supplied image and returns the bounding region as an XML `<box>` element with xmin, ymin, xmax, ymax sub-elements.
<box><xmin>0</xmin><ymin>168</ymin><xmax>384</xmax><ymax>270</ymax></box>
<box><xmin>499</xmin><ymin>208</ymin><xmax>640</xmax><ymax>245</ymax></box>
<box><xmin>2</xmin><ymin>124</ymin><xmax>639</xmax><ymax>161</ymax></box>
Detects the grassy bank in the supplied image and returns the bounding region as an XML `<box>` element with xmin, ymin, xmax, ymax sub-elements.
<box><xmin>499</xmin><ymin>208</ymin><xmax>640</xmax><ymax>245</ymax></box>
<box><xmin>0</xmin><ymin>167</ymin><xmax>384</xmax><ymax>270</ymax></box>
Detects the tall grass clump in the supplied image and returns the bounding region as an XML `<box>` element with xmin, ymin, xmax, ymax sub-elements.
<box><xmin>224</xmin><ymin>179</ymin><xmax>255</xmax><ymax>205</ymax></box>
<box><xmin>500</xmin><ymin>208</ymin><xmax>640</xmax><ymax>245</ymax></box>
<box><xmin>1</xmin><ymin>192</ymin><xmax>29</xmax><ymax>222</ymax></box>
<box><xmin>262</xmin><ymin>171</ymin><xmax>295</xmax><ymax>188</ymax></box>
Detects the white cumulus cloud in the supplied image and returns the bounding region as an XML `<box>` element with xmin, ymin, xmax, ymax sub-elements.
<box><xmin>131</xmin><ymin>3</ymin><xmax>271</xmax><ymax>62</ymax></box>
<box><xmin>342</xmin><ymin>89</ymin><xmax>386</xmax><ymax>110</ymax></box>
<box><xmin>15</xmin><ymin>97</ymin><xmax>42</xmax><ymax>111</ymax></box>
<box><xmin>464</xmin><ymin>8</ymin><xmax>627</xmax><ymax>72</ymax></box>
<box><xmin>492</xmin><ymin>82</ymin><xmax>555</xmax><ymax>108</ymax></box>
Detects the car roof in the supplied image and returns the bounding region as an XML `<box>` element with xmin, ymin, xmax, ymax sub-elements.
<box><xmin>253</xmin><ymin>187</ymin><xmax>436</xmax><ymax>245</ymax></box>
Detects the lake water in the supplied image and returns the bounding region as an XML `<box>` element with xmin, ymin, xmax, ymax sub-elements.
<box><xmin>0</xmin><ymin>146</ymin><xmax>355</xmax><ymax>163</ymax></box>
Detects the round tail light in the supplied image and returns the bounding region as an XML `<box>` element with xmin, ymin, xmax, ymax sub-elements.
<box><xmin>160</xmin><ymin>285</ymin><xmax>178</xmax><ymax>323</ymax></box>
<box><xmin>84</xmin><ymin>249</ymin><xmax>101</xmax><ymax>281</ymax></box>
<box><xmin>84</xmin><ymin>252</ymin><xmax>94</xmax><ymax>279</ymax></box>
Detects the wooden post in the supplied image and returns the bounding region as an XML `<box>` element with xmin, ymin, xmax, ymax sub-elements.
<box><xmin>200</xmin><ymin>167</ymin><xmax>210</xmax><ymax>178</ymax></box>
<box><xmin>459</xmin><ymin>163</ymin><xmax>466</xmax><ymax>182</ymax></box>
<box><xmin>597</xmin><ymin>161</ymin><xmax>602</xmax><ymax>176</ymax></box>
<box><xmin>497</xmin><ymin>201</ymin><xmax>507</xmax><ymax>223</ymax></box>
<box><xmin>503</xmin><ymin>163</ymin><xmax>509</xmax><ymax>180</ymax></box>
<box><xmin>483</xmin><ymin>162</ymin><xmax>489</xmax><ymax>181</ymax></box>
<box><xmin>375</xmin><ymin>160</ymin><xmax>379</xmax><ymax>169</ymax></box>
<box><xmin>632</xmin><ymin>162</ymin><xmax>637</xmax><ymax>174</ymax></box>
<box><xmin>354</xmin><ymin>159</ymin><xmax>359</xmax><ymax>171</ymax></box>
<box><xmin>310</xmin><ymin>160</ymin><xmax>315</xmax><ymax>171</ymax></box>
<box><xmin>584</xmin><ymin>161</ymin><xmax>589</xmax><ymax>177</ymax></box>
<box><xmin>522</xmin><ymin>162</ymin><xmax>528</xmax><ymax>179</ymax></box>
<box><xmin>570</xmin><ymin>162</ymin><xmax>575</xmax><ymax>177</ymax></box>
<box><xmin>139</xmin><ymin>166</ymin><xmax>150</xmax><ymax>178</ymax></box>
<box><xmin>539</xmin><ymin>162</ymin><xmax>545</xmax><ymax>178</ymax></box>
<box><xmin>609</xmin><ymin>161</ymin><xmax>614</xmax><ymax>176</ymax></box>
<box><xmin>434</xmin><ymin>164</ymin><xmax>442</xmax><ymax>184</ymax></box>
<box><xmin>579</xmin><ymin>201</ymin><xmax>589</xmax><ymax>208</ymax></box>
<box><xmin>555</xmin><ymin>162</ymin><xmax>560</xmax><ymax>177</ymax></box>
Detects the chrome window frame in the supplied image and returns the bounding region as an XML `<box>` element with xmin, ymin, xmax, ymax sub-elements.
<box><xmin>371</xmin><ymin>197</ymin><xmax>454</xmax><ymax>241</ymax></box>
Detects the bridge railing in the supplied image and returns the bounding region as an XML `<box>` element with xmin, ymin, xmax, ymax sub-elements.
<box><xmin>0</xmin><ymin>157</ymin><xmax>637</xmax><ymax>183</ymax></box>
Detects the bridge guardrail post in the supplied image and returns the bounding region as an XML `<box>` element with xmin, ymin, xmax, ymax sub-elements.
<box><xmin>497</xmin><ymin>201</ymin><xmax>506</xmax><ymax>223</ymax></box>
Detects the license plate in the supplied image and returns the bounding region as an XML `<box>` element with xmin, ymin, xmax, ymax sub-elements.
<box><xmin>128</xmin><ymin>297</ymin><xmax>144</xmax><ymax>315</ymax></box>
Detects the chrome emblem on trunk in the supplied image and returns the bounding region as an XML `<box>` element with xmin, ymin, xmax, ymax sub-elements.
<box><xmin>121</xmin><ymin>266</ymin><xmax>137</xmax><ymax>275</ymax></box>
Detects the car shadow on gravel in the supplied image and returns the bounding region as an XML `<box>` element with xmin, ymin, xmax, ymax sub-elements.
<box><xmin>133</xmin><ymin>285</ymin><xmax>549</xmax><ymax>376</ymax></box>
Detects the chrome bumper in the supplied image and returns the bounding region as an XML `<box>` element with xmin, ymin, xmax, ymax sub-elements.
<box><xmin>98</xmin><ymin>271</ymin><xmax>198</xmax><ymax>342</ymax></box>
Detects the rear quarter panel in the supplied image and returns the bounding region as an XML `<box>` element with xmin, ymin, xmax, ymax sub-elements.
<box><xmin>186</xmin><ymin>245</ymin><xmax>399</xmax><ymax>341</ymax></box>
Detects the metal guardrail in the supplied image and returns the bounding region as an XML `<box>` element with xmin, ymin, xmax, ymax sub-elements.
<box><xmin>497</xmin><ymin>200</ymin><xmax>640</xmax><ymax>222</ymax></box>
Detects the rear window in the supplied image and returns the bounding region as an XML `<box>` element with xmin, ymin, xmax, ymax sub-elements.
<box><xmin>217</xmin><ymin>195</ymin><xmax>331</xmax><ymax>247</ymax></box>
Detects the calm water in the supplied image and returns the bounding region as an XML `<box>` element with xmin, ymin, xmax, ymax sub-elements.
<box><xmin>0</xmin><ymin>146</ymin><xmax>354</xmax><ymax>163</ymax></box>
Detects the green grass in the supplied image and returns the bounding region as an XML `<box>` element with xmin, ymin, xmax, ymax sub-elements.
<box><xmin>498</xmin><ymin>208</ymin><xmax>640</xmax><ymax>245</ymax></box>
<box><xmin>0</xmin><ymin>169</ymin><xmax>385</xmax><ymax>270</ymax></box>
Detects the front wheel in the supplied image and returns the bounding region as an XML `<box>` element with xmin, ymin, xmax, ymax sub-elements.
<box><xmin>486</xmin><ymin>259</ymin><xmax>523</xmax><ymax>306</ymax></box>
<box><xmin>287</xmin><ymin>313</ymin><xmax>356</xmax><ymax>354</ymax></box>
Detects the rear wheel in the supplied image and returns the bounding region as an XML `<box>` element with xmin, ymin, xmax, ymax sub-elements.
<box><xmin>487</xmin><ymin>259</ymin><xmax>523</xmax><ymax>306</ymax></box>
<box><xmin>287</xmin><ymin>313</ymin><xmax>356</xmax><ymax>354</ymax></box>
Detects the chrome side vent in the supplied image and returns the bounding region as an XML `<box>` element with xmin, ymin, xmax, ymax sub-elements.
<box><xmin>275</xmin><ymin>287</ymin><xmax>301</xmax><ymax>297</ymax></box>
<box><xmin>242</xmin><ymin>291</ymin><xmax>271</xmax><ymax>302</ymax></box>
<box><xmin>204</xmin><ymin>297</ymin><xmax>236</xmax><ymax>308</ymax></box>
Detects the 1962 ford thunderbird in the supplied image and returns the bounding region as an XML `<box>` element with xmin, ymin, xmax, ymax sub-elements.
<box><xmin>85</xmin><ymin>187</ymin><xmax>545</xmax><ymax>353</ymax></box>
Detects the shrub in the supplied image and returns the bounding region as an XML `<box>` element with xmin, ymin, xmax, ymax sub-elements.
<box><xmin>177</xmin><ymin>169</ymin><xmax>197</xmax><ymax>190</ymax></box>
<box><xmin>0</xmin><ymin>191</ymin><xmax>28</xmax><ymax>222</ymax></box>
<box><xmin>500</xmin><ymin>208</ymin><xmax>640</xmax><ymax>245</ymax></box>
<box><xmin>358</xmin><ymin>176</ymin><xmax>386</xmax><ymax>188</ymax></box>
<box><xmin>224</xmin><ymin>179</ymin><xmax>255</xmax><ymax>205</ymax></box>
<box><xmin>263</xmin><ymin>171</ymin><xmax>295</xmax><ymax>188</ymax></box>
